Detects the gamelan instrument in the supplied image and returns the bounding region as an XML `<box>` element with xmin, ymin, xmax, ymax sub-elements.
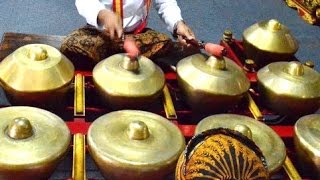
<box><xmin>242</xmin><ymin>19</ymin><xmax>299</xmax><ymax>68</ymax></box>
<box><xmin>294</xmin><ymin>114</ymin><xmax>320</xmax><ymax>179</ymax></box>
<box><xmin>176</xmin><ymin>52</ymin><xmax>250</xmax><ymax>113</ymax></box>
<box><xmin>257</xmin><ymin>61</ymin><xmax>320</xmax><ymax>117</ymax></box>
<box><xmin>0</xmin><ymin>106</ymin><xmax>71</xmax><ymax>180</ymax></box>
<box><xmin>92</xmin><ymin>38</ymin><xmax>165</xmax><ymax>109</ymax></box>
<box><xmin>176</xmin><ymin>128</ymin><xmax>269</xmax><ymax>180</ymax></box>
<box><xmin>0</xmin><ymin>17</ymin><xmax>317</xmax><ymax>179</ymax></box>
<box><xmin>87</xmin><ymin>110</ymin><xmax>185</xmax><ymax>180</ymax></box>
<box><xmin>195</xmin><ymin>114</ymin><xmax>286</xmax><ymax>174</ymax></box>
<box><xmin>0</xmin><ymin>44</ymin><xmax>74</xmax><ymax>106</ymax></box>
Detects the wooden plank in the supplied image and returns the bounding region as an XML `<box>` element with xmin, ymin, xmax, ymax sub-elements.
<box><xmin>0</xmin><ymin>32</ymin><xmax>66</xmax><ymax>61</ymax></box>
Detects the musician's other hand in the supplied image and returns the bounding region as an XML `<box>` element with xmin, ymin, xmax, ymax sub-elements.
<box><xmin>174</xmin><ymin>20</ymin><xmax>196</xmax><ymax>46</ymax></box>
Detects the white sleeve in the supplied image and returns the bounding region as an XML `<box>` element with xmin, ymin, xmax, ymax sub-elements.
<box><xmin>75</xmin><ymin>0</ymin><xmax>107</xmax><ymax>28</ymax></box>
<box><xmin>154</xmin><ymin>0</ymin><xmax>183</xmax><ymax>33</ymax></box>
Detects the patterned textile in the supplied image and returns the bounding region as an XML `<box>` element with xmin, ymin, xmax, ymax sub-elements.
<box><xmin>176</xmin><ymin>128</ymin><xmax>270</xmax><ymax>180</ymax></box>
<box><xmin>60</xmin><ymin>25</ymin><xmax>199</xmax><ymax>69</ymax></box>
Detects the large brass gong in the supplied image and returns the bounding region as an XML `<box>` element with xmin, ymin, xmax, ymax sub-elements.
<box><xmin>294</xmin><ymin>114</ymin><xmax>320</xmax><ymax>179</ymax></box>
<box><xmin>177</xmin><ymin>53</ymin><xmax>250</xmax><ymax>113</ymax></box>
<box><xmin>257</xmin><ymin>61</ymin><xmax>320</xmax><ymax>116</ymax></box>
<box><xmin>93</xmin><ymin>54</ymin><xmax>165</xmax><ymax>110</ymax></box>
<box><xmin>0</xmin><ymin>106</ymin><xmax>71</xmax><ymax>180</ymax></box>
<box><xmin>87</xmin><ymin>110</ymin><xmax>185</xmax><ymax>180</ymax></box>
<box><xmin>243</xmin><ymin>19</ymin><xmax>299</xmax><ymax>68</ymax></box>
<box><xmin>0</xmin><ymin>44</ymin><xmax>75</xmax><ymax>105</ymax></box>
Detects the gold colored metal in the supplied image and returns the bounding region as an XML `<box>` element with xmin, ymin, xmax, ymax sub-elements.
<box><xmin>303</xmin><ymin>0</ymin><xmax>320</xmax><ymax>23</ymax></box>
<box><xmin>303</xmin><ymin>11</ymin><xmax>317</xmax><ymax>24</ymax></box>
<box><xmin>127</xmin><ymin>120</ymin><xmax>150</xmax><ymax>140</ymax></box>
<box><xmin>6</xmin><ymin>117</ymin><xmax>34</xmax><ymax>140</ymax></box>
<box><xmin>284</xmin><ymin>61</ymin><xmax>304</xmax><ymax>76</ymax></box>
<box><xmin>0</xmin><ymin>106</ymin><xmax>71</xmax><ymax>180</ymax></box>
<box><xmin>316</xmin><ymin>8</ymin><xmax>320</xmax><ymax>18</ymax></box>
<box><xmin>257</xmin><ymin>61</ymin><xmax>320</xmax><ymax>116</ymax></box>
<box><xmin>27</xmin><ymin>46</ymin><xmax>48</xmax><ymax>61</ymax></box>
<box><xmin>248</xmin><ymin>94</ymin><xmax>303</xmax><ymax>178</ymax></box>
<box><xmin>243</xmin><ymin>59</ymin><xmax>257</xmax><ymax>72</ymax></box>
<box><xmin>121</xmin><ymin>56</ymin><xmax>140</xmax><ymax>71</ymax></box>
<box><xmin>283</xmin><ymin>156</ymin><xmax>302</xmax><ymax>180</ymax></box>
<box><xmin>243</xmin><ymin>19</ymin><xmax>298</xmax><ymax>53</ymax></box>
<box><xmin>245</xmin><ymin>59</ymin><xmax>255</xmax><ymax>65</ymax></box>
<box><xmin>195</xmin><ymin>114</ymin><xmax>286</xmax><ymax>174</ymax></box>
<box><xmin>304</xmin><ymin>60</ymin><xmax>315</xmax><ymax>68</ymax></box>
<box><xmin>0</xmin><ymin>44</ymin><xmax>75</xmax><ymax>105</ymax></box>
<box><xmin>234</xmin><ymin>124</ymin><xmax>252</xmax><ymax>139</ymax></box>
<box><xmin>206</xmin><ymin>55</ymin><xmax>226</xmax><ymax>70</ymax></box>
<box><xmin>243</xmin><ymin>19</ymin><xmax>299</xmax><ymax>67</ymax></box>
<box><xmin>72</xmin><ymin>133</ymin><xmax>86</xmax><ymax>180</ymax></box>
<box><xmin>246</xmin><ymin>93</ymin><xmax>264</xmax><ymax>120</ymax></box>
<box><xmin>294</xmin><ymin>114</ymin><xmax>320</xmax><ymax>179</ymax></box>
<box><xmin>74</xmin><ymin>74</ymin><xmax>85</xmax><ymax>116</ymax></box>
<box><xmin>177</xmin><ymin>53</ymin><xmax>250</xmax><ymax>113</ymax></box>
<box><xmin>0</xmin><ymin>43</ymin><xmax>74</xmax><ymax>92</ymax></box>
<box><xmin>87</xmin><ymin>110</ymin><xmax>185</xmax><ymax>180</ymax></box>
<box><xmin>267</xmin><ymin>19</ymin><xmax>282</xmax><ymax>30</ymax></box>
<box><xmin>222</xmin><ymin>29</ymin><xmax>233</xmax><ymax>43</ymax></box>
<box><xmin>285</xmin><ymin>0</ymin><xmax>320</xmax><ymax>24</ymax></box>
<box><xmin>162</xmin><ymin>85</ymin><xmax>177</xmax><ymax>119</ymax></box>
<box><xmin>246</xmin><ymin>95</ymin><xmax>303</xmax><ymax>179</ymax></box>
<box><xmin>286</xmin><ymin>0</ymin><xmax>296</xmax><ymax>8</ymax></box>
<box><xmin>93</xmin><ymin>53</ymin><xmax>165</xmax><ymax>109</ymax></box>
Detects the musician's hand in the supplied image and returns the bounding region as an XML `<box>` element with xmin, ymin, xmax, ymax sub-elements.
<box><xmin>175</xmin><ymin>20</ymin><xmax>196</xmax><ymax>46</ymax></box>
<box><xmin>98</xmin><ymin>9</ymin><xmax>123</xmax><ymax>39</ymax></box>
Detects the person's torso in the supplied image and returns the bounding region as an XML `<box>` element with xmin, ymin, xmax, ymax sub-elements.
<box><xmin>100</xmin><ymin>0</ymin><xmax>148</xmax><ymax>32</ymax></box>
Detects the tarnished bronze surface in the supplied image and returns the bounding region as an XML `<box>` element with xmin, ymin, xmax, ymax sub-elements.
<box><xmin>177</xmin><ymin>53</ymin><xmax>250</xmax><ymax>113</ymax></box>
<box><xmin>257</xmin><ymin>61</ymin><xmax>320</xmax><ymax>116</ymax></box>
<box><xmin>93</xmin><ymin>54</ymin><xmax>165</xmax><ymax>110</ymax></box>
<box><xmin>0</xmin><ymin>106</ymin><xmax>71</xmax><ymax>180</ymax></box>
<box><xmin>294</xmin><ymin>114</ymin><xmax>320</xmax><ymax>179</ymax></box>
<box><xmin>176</xmin><ymin>128</ymin><xmax>269</xmax><ymax>180</ymax></box>
<box><xmin>0</xmin><ymin>44</ymin><xmax>74</xmax><ymax>105</ymax></box>
<box><xmin>243</xmin><ymin>19</ymin><xmax>299</xmax><ymax>68</ymax></box>
<box><xmin>195</xmin><ymin>114</ymin><xmax>286</xmax><ymax>174</ymax></box>
<box><xmin>87</xmin><ymin>110</ymin><xmax>185</xmax><ymax>180</ymax></box>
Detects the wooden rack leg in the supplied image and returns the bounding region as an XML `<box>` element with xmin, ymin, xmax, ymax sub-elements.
<box><xmin>246</xmin><ymin>93</ymin><xmax>302</xmax><ymax>179</ymax></box>
<box><xmin>162</xmin><ymin>85</ymin><xmax>177</xmax><ymax>120</ymax></box>
<box><xmin>74</xmin><ymin>74</ymin><xmax>85</xmax><ymax>116</ymax></box>
<box><xmin>72</xmin><ymin>133</ymin><xmax>86</xmax><ymax>180</ymax></box>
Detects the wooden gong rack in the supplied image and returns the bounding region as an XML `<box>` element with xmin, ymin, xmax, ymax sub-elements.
<box><xmin>0</xmin><ymin>32</ymin><xmax>315</xmax><ymax>180</ymax></box>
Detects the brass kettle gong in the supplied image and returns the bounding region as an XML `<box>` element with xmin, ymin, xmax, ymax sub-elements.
<box><xmin>0</xmin><ymin>44</ymin><xmax>75</xmax><ymax>105</ymax></box>
<box><xmin>243</xmin><ymin>19</ymin><xmax>299</xmax><ymax>68</ymax></box>
<box><xmin>93</xmin><ymin>54</ymin><xmax>165</xmax><ymax>110</ymax></box>
<box><xmin>177</xmin><ymin>53</ymin><xmax>250</xmax><ymax>113</ymax></box>
<box><xmin>87</xmin><ymin>110</ymin><xmax>185</xmax><ymax>180</ymax></box>
<box><xmin>0</xmin><ymin>106</ymin><xmax>71</xmax><ymax>180</ymax></box>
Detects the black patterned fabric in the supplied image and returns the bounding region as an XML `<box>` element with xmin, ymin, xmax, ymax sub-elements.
<box><xmin>60</xmin><ymin>25</ymin><xmax>200</xmax><ymax>70</ymax></box>
<box><xmin>176</xmin><ymin>128</ymin><xmax>270</xmax><ymax>180</ymax></box>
